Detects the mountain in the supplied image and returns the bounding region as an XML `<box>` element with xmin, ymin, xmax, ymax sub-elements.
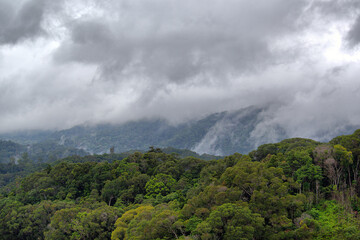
<box><xmin>1</xmin><ymin>106</ymin><xmax>275</xmax><ymax>155</ymax></box>
<box><xmin>4</xmin><ymin>105</ymin><xmax>359</xmax><ymax>156</ymax></box>
<box><xmin>0</xmin><ymin>140</ymin><xmax>27</xmax><ymax>162</ymax></box>
<box><xmin>0</xmin><ymin>106</ymin><xmax>286</xmax><ymax>156</ymax></box>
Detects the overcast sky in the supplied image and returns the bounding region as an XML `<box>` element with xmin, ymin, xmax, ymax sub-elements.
<box><xmin>1</xmin><ymin>0</ymin><xmax>360</xmax><ymax>141</ymax></box>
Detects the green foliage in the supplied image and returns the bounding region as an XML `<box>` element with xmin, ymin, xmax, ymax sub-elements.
<box><xmin>333</xmin><ymin>145</ymin><xmax>353</xmax><ymax>167</ymax></box>
<box><xmin>0</xmin><ymin>139</ymin><xmax>89</xmax><ymax>189</ymax></box>
<box><xmin>295</xmin><ymin>163</ymin><xmax>322</xmax><ymax>192</ymax></box>
<box><xmin>2</xmin><ymin>129</ymin><xmax>360</xmax><ymax>239</ymax></box>
<box><xmin>45</xmin><ymin>204</ymin><xmax>120</xmax><ymax>240</ymax></box>
<box><xmin>196</xmin><ymin>203</ymin><xmax>264</xmax><ymax>240</ymax></box>
<box><xmin>0</xmin><ymin>140</ymin><xmax>26</xmax><ymax>163</ymax></box>
<box><xmin>250</xmin><ymin>138</ymin><xmax>320</xmax><ymax>162</ymax></box>
<box><xmin>145</xmin><ymin>174</ymin><xmax>176</xmax><ymax>198</ymax></box>
<box><xmin>306</xmin><ymin>201</ymin><xmax>360</xmax><ymax>239</ymax></box>
<box><xmin>112</xmin><ymin>205</ymin><xmax>155</xmax><ymax>240</ymax></box>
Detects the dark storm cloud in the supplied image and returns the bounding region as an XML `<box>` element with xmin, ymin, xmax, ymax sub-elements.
<box><xmin>347</xmin><ymin>15</ymin><xmax>360</xmax><ymax>47</ymax></box>
<box><xmin>55</xmin><ymin>20</ymin><xmax>119</xmax><ymax>63</ymax></box>
<box><xmin>311</xmin><ymin>0</ymin><xmax>360</xmax><ymax>17</ymax></box>
<box><xmin>0</xmin><ymin>0</ymin><xmax>47</xmax><ymax>44</ymax></box>
<box><xmin>54</xmin><ymin>0</ymin><xmax>309</xmax><ymax>86</ymax></box>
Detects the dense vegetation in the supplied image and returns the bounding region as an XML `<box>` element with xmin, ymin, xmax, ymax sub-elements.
<box><xmin>0</xmin><ymin>140</ymin><xmax>89</xmax><ymax>164</ymax></box>
<box><xmin>0</xmin><ymin>140</ymin><xmax>89</xmax><ymax>188</ymax></box>
<box><xmin>1</xmin><ymin>130</ymin><xmax>360</xmax><ymax>239</ymax></box>
<box><xmin>0</xmin><ymin>143</ymin><xmax>219</xmax><ymax>191</ymax></box>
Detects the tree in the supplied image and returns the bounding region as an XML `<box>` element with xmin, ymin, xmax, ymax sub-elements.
<box><xmin>101</xmin><ymin>177</ymin><xmax>128</xmax><ymax>206</ymax></box>
<box><xmin>196</xmin><ymin>203</ymin><xmax>264</xmax><ymax>240</ymax></box>
<box><xmin>333</xmin><ymin>145</ymin><xmax>353</xmax><ymax>192</ymax></box>
<box><xmin>45</xmin><ymin>205</ymin><xmax>119</xmax><ymax>240</ymax></box>
<box><xmin>145</xmin><ymin>174</ymin><xmax>176</xmax><ymax>198</ymax></box>
<box><xmin>112</xmin><ymin>205</ymin><xmax>154</xmax><ymax>240</ymax></box>
<box><xmin>295</xmin><ymin>163</ymin><xmax>322</xmax><ymax>199</ymax></box>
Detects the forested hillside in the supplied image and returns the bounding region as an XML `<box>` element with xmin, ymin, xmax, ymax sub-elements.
<box><xmin>1</xmin><ymin>130</ymin><xmax>360</xmax><ymax>239</ymax></box>
<box><xmin>0</xmin><ymin>107</ymin><xmax>280</xmax><ymax>155</ymax></box>
<box><xmin>0</xmin><ymin>144</ymin><xmax>219</xmax><ymax>189</ymax></box>
<box><xmin>0</xmin><ymin>140</ymin><xmax>27</xmax><ymax>161</ymax></box>
<box><xmin>0</xmin><ymin>140</ymin><xmax>89</xmax><ymax>188</ymax></box>
<box><xmin>0</xmin><ymin>140</ymin><xmax>89</xmax><ymax>164</ymax></box>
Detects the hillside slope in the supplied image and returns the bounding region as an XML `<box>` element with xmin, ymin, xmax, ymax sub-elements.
<box><xmin>1</xmin><ymin>107</ymin><xmax>276</xmax><ymax>155</ymax></box>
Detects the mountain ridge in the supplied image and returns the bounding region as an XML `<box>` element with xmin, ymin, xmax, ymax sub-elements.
<box><xmin>1</xmin><ymin>107</ymin><xmax>268</xmax><ymax>155</ymax></box>
<box><xmin>2</xmin><ymin>106</ymin><xmax>359</xmax><ymax>156</ymax></box>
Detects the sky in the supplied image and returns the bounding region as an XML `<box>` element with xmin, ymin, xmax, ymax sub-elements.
<box><xmin>1</xmin><ymin>0</ymin><xmax>360</xmax><ymax>142</ymax></box>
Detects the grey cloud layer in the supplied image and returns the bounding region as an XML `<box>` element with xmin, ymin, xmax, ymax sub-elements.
<box><xmin>0</xmin><ymin>0</ymin><xmax>47</xmax><ymax>44</ymax></box>
<box><xmin>54</xmin><ymin>0</ymin><xmax>308</xmax><ymax>84</ymax></box>
<box><xmin>1</xmin><ymin>0</ymin><xmax>360</xmax><ymax>145</ymax></box>
<box><xmin>347</xmin><ymin>15</ymin><xmax>360</xmax><ymax>47</ymax></box>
